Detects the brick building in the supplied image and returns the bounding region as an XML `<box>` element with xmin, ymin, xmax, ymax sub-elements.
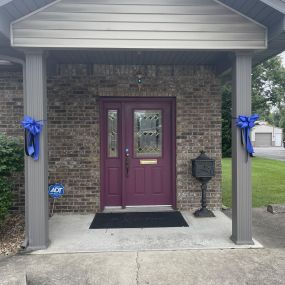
<box><xmin>0</xmin><ymin>0</ymin><xmax>284</xmax><ymax>249</ymax></box>
<box><xmin>1</xmin><ymin>65</ymin><xmax>221</xmax><ymax>213</ymax></box>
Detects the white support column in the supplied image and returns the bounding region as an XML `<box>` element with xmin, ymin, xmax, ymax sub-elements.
<box><xmin>231</xmin><ymin>52</ymin><xmax>254</xmax><ymax>245</ymax></box>
<box><xmin>24</xmin><ymin>50</ymin><xmax>48</xmax><ymax>249</ymax></box>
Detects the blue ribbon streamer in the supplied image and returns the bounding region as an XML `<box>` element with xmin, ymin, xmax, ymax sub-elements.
<box><xmin>236</xmin><ymin>114</ymin><xmax>259</xmax><ymax>156</ymax></box>
<box><xmin>21</xmin><ymin>115</ymin><xmax>44</xmax><ymax>161</ymax></box>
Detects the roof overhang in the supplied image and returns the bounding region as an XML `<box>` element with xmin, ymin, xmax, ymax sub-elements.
<box><xmin>0</xmin><ymin>9</ymin><xmax>11</xmax><ymax>39</ymax></box>
<box><xmin>259</xmin><ymin>0</ymin><xmax>285</xmax><ymax>14</ymax></box>
<box><xmin>0</xmin><ymin>0</ymin><xmax>13</xmax><ymax>7</ymax></box>
<box><xmin>0</xmin><ymin>0</ymin><xmax>283</xmax><ymax>74</ymax></box>
<box><xmin>220</xmin><ymin>0</ymin><xmax>285</xmax><ymax>65</ymax></box>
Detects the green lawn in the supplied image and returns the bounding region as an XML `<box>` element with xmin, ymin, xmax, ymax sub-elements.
<box><xmin>222</xmin><ymin>157</ymin><xmax>285</xmax><ymax>208</ymax></box>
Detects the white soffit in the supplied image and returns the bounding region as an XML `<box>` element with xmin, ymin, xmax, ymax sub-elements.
<box><xmin>11</xmin><ymin>0</ymin><xmax>267</xmax><ymax>50</ymax></box>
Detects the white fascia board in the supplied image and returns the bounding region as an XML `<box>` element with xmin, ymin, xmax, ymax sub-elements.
<box><xmin>215</xmin><ymin>0</ymin><xmax>268</xmax><ymax>30</ymax></box>
<box><xmin>10</xmin><ymin>0</ymin><xmax>60</xmax><ymax>45</ymax></box>
<box><xmin>214</xmin><ymin>0</ymin><xmax>268</xmax><ymax>48</ymax></box>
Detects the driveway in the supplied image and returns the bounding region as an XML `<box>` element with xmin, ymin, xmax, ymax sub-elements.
<box><xmin>223</xmin><ymin>208</ymin><xmax>285</xmax><ymax>248</ymax></box>
<box><xmin>254</xmin><ymin>147</ymin><xmax>285</xmax><ymax>161</ymax></box>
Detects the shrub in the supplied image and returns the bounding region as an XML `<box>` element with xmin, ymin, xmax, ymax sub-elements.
<box><xmin>222</xmin><ymin>84</ymin><xmax>232</xmax><ymax>158</ymax></box>
<box><xmin>0</xmin><ymin>177</ymin><xmax>13</xmax><ymax>222</ymax></box>
<box><xmin>0</xmin><ymin>134</ymin><xmax>24</xmax><ymax>224</ymax></box>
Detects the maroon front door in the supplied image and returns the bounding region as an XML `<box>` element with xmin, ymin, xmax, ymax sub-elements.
<box><xmin>101</xmin><ymin>98</ymin><xmax>175</xmax><ymax>209</ymax></box>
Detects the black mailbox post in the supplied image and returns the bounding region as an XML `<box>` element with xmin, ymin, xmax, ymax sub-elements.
<box><xmin>192</xmin><ymin>151</ymin><xmax>215</xmax><ymax>217</ymax></box>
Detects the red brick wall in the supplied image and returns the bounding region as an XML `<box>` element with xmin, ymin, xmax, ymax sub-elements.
<box><xmin>0</xmin><ymin>64</ymin><xmax>222</xmax><ymax>213</ymax></box>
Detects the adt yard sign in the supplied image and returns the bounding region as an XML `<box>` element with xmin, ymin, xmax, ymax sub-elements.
<box><xmin>48</xmin><ymin>183</ymin><xmax>64</xmax><ymax>199</ymax></box>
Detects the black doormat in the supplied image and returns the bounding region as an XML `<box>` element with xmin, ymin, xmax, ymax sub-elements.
<box><xmin>89</xmin><ymin>211</ymin><xmax>189</xmax><ymax>229</ymax></box>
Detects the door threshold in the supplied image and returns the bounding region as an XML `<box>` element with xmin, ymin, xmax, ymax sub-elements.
<box><xmin>103</xmin><ymin>205</ymin><xmax>174</xmax><ymax>213</ymax></box>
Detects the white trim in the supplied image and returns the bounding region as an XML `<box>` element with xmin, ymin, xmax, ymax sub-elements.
<box><xmin>11</xmin><ymin>0</ymin><xmax>61</xmax><ymax>29</ymax></box>
<box><xmin>215</xmin><ymin>0</ymin><xmax>268</xmax><ymax>49</ymax></box>
<box><xmin>10</xmin><ymin>0</ymin><xmax>61</xmax><ymax>46</ymax></box>
<box><xmin>11</xmin><ymin>42</ymin><xmax>268</xmax><ymax>50</ymax></box>
<box><xmin>10</xmin><ymin>18</ymin><xmax>13</xmax><ymax>46</ymax></box>
<box><xmin>215</xmin><ymin>0</ymin><xmax>267</xmax><ymax>29</ymax></box>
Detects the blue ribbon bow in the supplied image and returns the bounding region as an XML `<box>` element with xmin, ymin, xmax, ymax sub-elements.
<box><xmin>21</xmin><ymin>115</ymin><xmax>44</xmax><ymax>161</ymax></box>
<box><xmin>236</xmin><ymin>114</ymin><xmax>259</xmax><ymax>156</ymax></box>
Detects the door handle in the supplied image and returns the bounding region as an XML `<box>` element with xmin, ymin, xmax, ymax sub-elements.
<box><xmin>125</xmin><ymin>148</ymin><xmax>130</xmax><ymax>177</ymax></box>
<box><xmin>125</xmin><ymin>153</ymin><xmax>130</xmax><ymax>177</ymax></box>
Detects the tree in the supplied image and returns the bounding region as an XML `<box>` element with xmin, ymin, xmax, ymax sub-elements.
<box><xmin>222</xmin><ymin>83</ymin><xmax>232</xmax><ymax>157</ymax></box>
<box><xmin>252</xmin><ymin>56</ymin><xmax>285</xmax><ymax>118</ymax></box>
<box><xmin>222</xmin><ymin>55</ymin><xmax>285</xmax><ymax>157</ymax></box>
<box><xmin>271</xmin><ymin>106</ymin><xmax>285</xmax><ymax>136</ymax></box>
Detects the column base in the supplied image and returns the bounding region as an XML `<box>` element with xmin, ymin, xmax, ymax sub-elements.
<box><xmin>230</xmin><ymin>235</ymin><xmax>254</xmax><ymax>245</ymax></box>
<box><xmin>26</xmin><ymin>245</ymin><xmax>48</xmax><ymax>251</ymax></box>
<box><xmin>194</xmin><ymin>207</ymin><xmax>215</xmax><ymax>218</ymax></box>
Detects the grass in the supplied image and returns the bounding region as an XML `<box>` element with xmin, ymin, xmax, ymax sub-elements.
<box><xmin>222</xmin><ymin>157</ymin><xmax>285</xmax><ymax>208</ymax></box>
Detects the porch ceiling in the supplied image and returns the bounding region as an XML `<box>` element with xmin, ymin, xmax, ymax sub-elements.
<box><xmin>47</xmin><ymin>49</ymin><xmax>228</xmax><ymax>67</ymax></box>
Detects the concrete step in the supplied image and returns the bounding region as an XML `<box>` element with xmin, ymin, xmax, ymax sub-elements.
<box><xmin>103</xmin><ymin>205</ymin><xmax>174</xmax><ymax>213</ymax></box>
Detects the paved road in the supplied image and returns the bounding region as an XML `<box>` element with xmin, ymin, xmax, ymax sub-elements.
<box><xmin>254</xmin><ymin>147</ymin><xmax>285</xmax><ymax>161</ymax></box>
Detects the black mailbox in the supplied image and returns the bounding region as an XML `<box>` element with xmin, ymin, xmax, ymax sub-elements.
<box><xmin>192</xmin><ymin>151</ymin><xmax>215</xmax><ymax>217</ymax></box>
<box><xmin>192</xmin><ymin>151</ymin><xmax>215</xmax><ymax>180</ymax></box>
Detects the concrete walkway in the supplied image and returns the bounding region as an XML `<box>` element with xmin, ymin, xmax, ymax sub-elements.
<box><xmin>254</xmin><ymin>147</ymin><xmax>285</xmax><ymax>161</ymax></box>
<box><xmin>1</xmin><ymin>248</ymin><xmax>285</xmax><ymax>285</ymax></box>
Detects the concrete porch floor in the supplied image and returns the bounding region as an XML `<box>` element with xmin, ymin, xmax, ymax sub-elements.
<box><xmin>32</xmin><ymin>211</ymin><xmax>262</xmax><ymax>254</ymax></box>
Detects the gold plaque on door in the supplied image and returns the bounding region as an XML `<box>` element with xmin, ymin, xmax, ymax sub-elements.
<box><xmin>140</xmin><ymin>159</ymin><xmax>158</xmax><ymax>165</ymax></box>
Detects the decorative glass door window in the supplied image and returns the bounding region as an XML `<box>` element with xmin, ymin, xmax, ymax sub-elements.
<box><xmin>134</xmin><ymin>110</ymin><xmax>162</xmax><ymax>157</ymax></box>
<box><xmin>108</xmin><ymin>110</ymin><xmax>118</xmax><ymax>157</ymax></box>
